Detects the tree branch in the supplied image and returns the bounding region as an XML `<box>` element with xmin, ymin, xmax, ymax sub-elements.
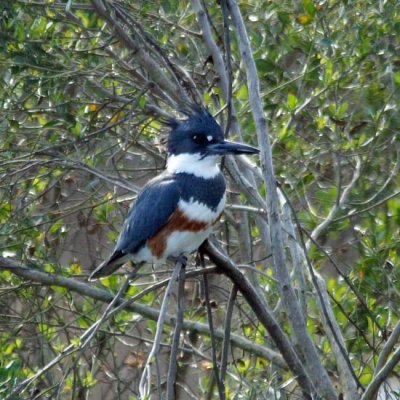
<box><xmin>191</xmin><ymin>0</ymin><xmax>228</xmax><ymax>99</ymax></box>
<box><xmin>375</xmin><ymin>320</ymin><xmax>400</xmax><ymax>374</ymax></box>
<box><xmin>307</xmin><ymin>155</ymin><xmax>361</xmax><ymax>250</ymax></box>
<box><xmin>361</xmin><ymin>343</ymin><xmax>400</xmax><ymax>400</ymax></box>
<box><xmin>200</xmin><ymin>240</ymin><xmax>314</xmax><ymax>399</ymax></box>
<box><xmin>226</xmin><ymin>1</ymin><xmax>336</xmax><ymax>398</ymax></box>
<box><xmin>314</xmin><ymin>274</ymin><xmax>361</xmax><ymax>400</ymax></box>
<box><xmin>139</xmin><ymin>259</ymin><xmax>185</xmax><ymax>399</ymax></box>
<box><xmin>220</xmin><ymin>284</ymin><xmax>238</xmax><ymax>384</ymax></box>
<box><xmin>280</xmin><ymin>189</ymin><xmax>361</xmax><ymax>399</ymax></box>
<box><xmin>166</xmin><ymin>262</ymin><xmax>186</xmax><ymax>400</ymax></box>
<box><xmin>0</xmin><ymin>257</ymin><xmax>286</xmax><ymax>367</ymax></box>
<box><xmin>90</xmin><ymin>0</ymin><xmax>185</xmax><ymax>106</ymax></box>
<box><xmin>201</xmin><ymin>253</ymin><xmax>225</xmax><ymax>400</ymax></box>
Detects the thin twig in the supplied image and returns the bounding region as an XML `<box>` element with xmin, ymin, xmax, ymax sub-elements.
<box><xmin>309</xmin><ymin>233</ymin><xmax>384</xmax><ymax>333</ymax></box>
<box><xmin>0</xmin><ymin>257</ymin><xmax>286</xmax><ymax>368</ymax></box>
<box><xmin>139</xmin><ymin>259</ymin><xmax>185</xmax><ymax>399</ymax></box>
<box><xmin>90</xmin><ymin>0</ymin><xmax>182</xmax><ymax>106</ymax></box>
<box><xmin>374</xmin><ymin>320</ymin><xmax>400</xmax><ymax>375</ymax></box>
<box><xmin>80</xmin><ymin>269</ymin><xmax>136</xmax><ymax>348</ymax></box>
<box><xmin>7</xmin><ymin>270</ymin><xmax>136</xmax><ymax>398</ymax></box>
<box><xmin>221</xmin><ymin>0</ymin><xmax>233</xmax><ymax>137</ymax></box>
<box><xmin>278</xmin><ymin>186</ymin><xmax>362</xmax><ymax>397</ymax></box>
<box><xmin>166</xmin><ymin>263</ymin><xmax>186</xmax><ymax>400</ymax></box>
<box><xmin>361</xmin><ymin>344</ymin><xmax>400</xmax><ymax>400</ymax></box>
<box><xmin>306</xmin><ymin>154</ymin><xmax>361</xmax><ymax>250</ymax></box>
<box><xmin>200</xmin><ymin>240</ymin><xmax>314</xmax><ymax>399</ymax></box>
<box><xmin>333</xmin><ymin>189</ymin><xmax>400</xmax><ymax>223</ymax></box>
<box><xmin>328</xmin><ymin>291</ymin><xmax>377</xmax><ymax>353</ymax></box>
<box><xmin>191</xmin><ymin>0</ymin><xmax>228</xmax><ymax>99</ymax></box>
<box><xmin>220</xmin><ymin>284</ymin><xmax>238</xmax><ymax>384</ymax></box>
<box><xmin>200</xmin><ymin>253</ymin><xmax>226</xmax><ymax>400</ymax></box>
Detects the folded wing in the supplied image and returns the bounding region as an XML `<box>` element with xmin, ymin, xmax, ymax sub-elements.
<box><xmin>89</xmin><ymin>176</ymin><xmax>180</xmax><ymax>280</ymax></box>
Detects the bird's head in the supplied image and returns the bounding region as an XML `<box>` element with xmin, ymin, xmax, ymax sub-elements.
<box><xmin>165</xmin><ymin>106</ymin><xmax>259</xmax><ymax>177</ymax></box>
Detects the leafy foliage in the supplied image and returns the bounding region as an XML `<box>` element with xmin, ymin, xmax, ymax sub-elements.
<box><xmin>0</xmin><ymin>0</ymin><xmax>399</xmax><ymax>398</ymax></box>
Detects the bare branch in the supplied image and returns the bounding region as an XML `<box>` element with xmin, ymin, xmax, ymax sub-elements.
<box><xmin>201</xmin><ymin>254</ymin><xmax>225</xmax><ymax>400</ymax></box>
<box><xmin>375</xmin><ymin>320</ymin><xmax>400</xmax><ymax>376</ymax></box>
<box><xmin>200</xmin><ymin>240</ymin><xmax>314</xmax><ymax>399</ymax></box>
<box><xmin>7</xmin><ymin>270</ymin><xmax>135</xmax><ymax>397</ymax></box>
<box><xmin>191</xmin><ymin>0</ymin><xmax>269</xmax><ymax>300</ymax></box>
<box><xmin>361</xmin><ymin>343</ymin><xmax>400</xmax><ymax>400</ymax></box>
<box><xmin>227</xmin><ymin>1</ymin><xmax>336</xmax><ymax>397</ymax></box>
<box><xmin>226</xmin><ymin>203</ymin><xmax>266</xmax><ymax>215</ymax></box>
<box><xmin>281</xmin><ymin>196</ymin><xmax>307</xmax><ymax>315</ymax></box>
<box><xmin>166</xmin><ymin>263</ymin><xmax>186</xmax><ymax>400</ymax></box>
<box><xmin>314</xmin><ymin>274</ymin><xmax>361</xmax><ymax>400</ymax></box>
<box><xmin>139</xmin><ymin>259</ymin><xmax>185</xmax><ymax>399</ymax></box>
<box><xmin>90</xmin><ymin>0</ymin><xmax>185</xmax><ymax>106</ymax></box>
<box><xmin>307</xmin><ymin>154</ymin><xmax>361</xmax><ymax>250</ymax></box>
<box><xmin>0</xmin><ymin>258</ymin><xmax>286</xmax><ymax>384</ymax></box>
<box><xmin>280</xmin><ymin>188</ymin><xmax>361</xmax><ymax>398</ymax></box>
<box><xmin>333</xmin><ymin>189</ymin><xmax>400</xmax><ymax>223</ymax></box>
<box><xmin>220</xmin><ymin>284</ymin><xmax>238</xmax><ymax>384</ymax></box>
<box><xmin>191</xmin><ymin>0</ymin><xmax>228</xmax><ymax>100</ymax></box>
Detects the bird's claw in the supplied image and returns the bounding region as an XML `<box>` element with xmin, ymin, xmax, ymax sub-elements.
<box><xmin>168</xmin><ymin>255</ymin><xmax>188</xmax><ymax>266</ymax></box>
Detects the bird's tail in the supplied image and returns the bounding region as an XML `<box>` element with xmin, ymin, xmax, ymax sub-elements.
<box><xmin>88</xmin><ymin>251</ymin><xmax>130</xmax><ymax>281</ymax></box>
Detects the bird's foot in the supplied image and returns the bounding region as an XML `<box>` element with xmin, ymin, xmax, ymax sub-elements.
<box><xmin>168</xmin><ymin>255</ymin><xmax>188</xmax><ymax>266</ymax></box>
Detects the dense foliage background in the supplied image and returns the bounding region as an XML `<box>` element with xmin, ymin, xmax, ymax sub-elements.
<box><xmin>0</xmin><ymin>0</ymin><xmax>399</xmax><ymax>399</ymax></box>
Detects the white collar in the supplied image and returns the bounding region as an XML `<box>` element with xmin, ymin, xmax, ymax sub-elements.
<box><xmin>166</xmin><ymin>153</ymin><xmax>220</xmax><ymax>179</ymax></box>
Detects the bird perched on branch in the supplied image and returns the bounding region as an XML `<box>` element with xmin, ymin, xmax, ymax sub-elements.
<box><xmin>89</xmin><ymin>106</ymin><xmax>258</xmax><ymax>280</ymax></box>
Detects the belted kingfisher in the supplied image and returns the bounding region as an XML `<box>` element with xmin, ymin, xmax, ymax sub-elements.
<box><xmin>89</xmin><ymin>106</ymin><xmax>258</xmax><ymax>280</ymax></box>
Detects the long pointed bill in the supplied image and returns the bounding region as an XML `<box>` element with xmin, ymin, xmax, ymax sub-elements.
<box><xmin>208</xmin><ymin>140</ymin><xmax>259</xmax><ymax>155</ymax></box>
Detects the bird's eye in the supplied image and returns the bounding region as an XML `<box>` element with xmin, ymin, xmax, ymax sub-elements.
<box><xmin>192</xmin><ymin>134</ymin><xmax>209</xmax><ymax>145</ymax></box>
<box><xmin>192</xmin><ymin>134</ymin><xmax>216</xmax><ymax>145</ymax></box>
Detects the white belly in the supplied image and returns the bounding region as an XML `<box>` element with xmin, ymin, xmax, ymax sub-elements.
<box><xmin>131</xmin><ymin>228</ymin><xmax>211</xmax><ymax>264</ymax></box>
<box><xmin>164</xmin><ymin>228</ymin><xmax>212</xmax><ymax>257</ymax></box>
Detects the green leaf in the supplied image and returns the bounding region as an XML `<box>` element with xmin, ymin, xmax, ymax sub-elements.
<box><xmin>236</xmin><ymin>84</ymin><xmax>248</xmax><ymax>100</ymax></box>
<box><xmin>336</xmin><ymin>102</ymin><xmax>348</xmax><ymax>118</ymax></box>
<box><xmin>303</xmin><ymin>0</ymin><xmax>317</xmax><ymax>16</ymax></box>
<box><xmin>287</xmin><ymin>93</ymin><xmax>298</xmax><ymax>111</ymax></box>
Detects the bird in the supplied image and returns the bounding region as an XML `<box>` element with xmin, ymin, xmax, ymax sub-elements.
<box><xmin>89</xmin><ymin>106</ymin><xmax>259</xmax><ymax>280</ymax></box>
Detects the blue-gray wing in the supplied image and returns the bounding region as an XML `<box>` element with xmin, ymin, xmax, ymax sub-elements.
<box><xmin>89</xmin><ymin>176</ymin><xmax>180</xmax><ymax>280</ymax></box>
<box><xmin>116</xmin><ymin>176</ymin><xmax>180</xmax><ymax>253</ymax></box>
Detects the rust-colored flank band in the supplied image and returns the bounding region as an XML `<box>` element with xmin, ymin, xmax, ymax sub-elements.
<box><xmin>147</xmin><ymin>208</ymin><xmax>209</xmax><ymax>258</ymax></box>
